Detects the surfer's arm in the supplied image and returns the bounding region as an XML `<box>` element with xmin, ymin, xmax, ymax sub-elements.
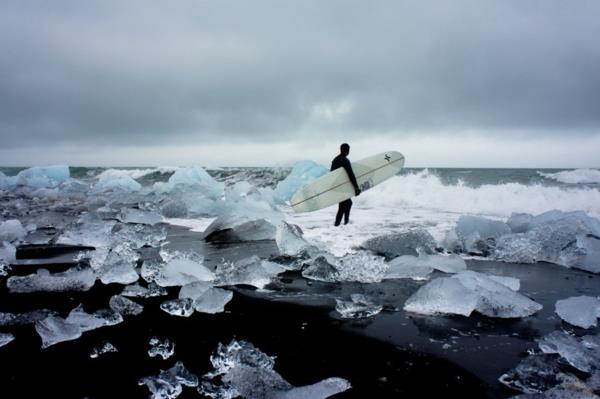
<box><xmin>343</xmin><ymin>160</ymin><xmax>360</xmax><ymax>191</ymax></box>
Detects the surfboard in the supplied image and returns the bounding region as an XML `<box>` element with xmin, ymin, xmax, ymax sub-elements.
<box><xmin>290</xmin><ymin>151</ymin><xmax>405</xmax><ymax>213</ymax></box>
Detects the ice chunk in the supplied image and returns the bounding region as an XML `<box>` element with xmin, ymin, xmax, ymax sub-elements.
<box><xmin>65</xmin><ymin>304</ymin><xmax>123</xmax><ymax>333</ymax></box>
<box><xmin>203</xmin><ymin>216</ymin><xmax>276</xmax><ymax>242</ymax></box>
<box><xmin>96</xmin><ymin>244</ymin><xmax>139</xmax><ymax>285</ymax></box>
<box><xmin>0</xmin><ymin>171</ymin><xmax>16</xmax><ymax>189</ymax></box>
<box><xmin>109</xmin><ymin>295</ymin><xmax>144</xmax><ymax>316</ymax></box>
<box><xmin>193</xmin><ymin>287</ymin><xmax>233</xmax><ymax>314</ymax></box>
<box><xmin>499</xmin><ymin>353</ymin><xmax>562</xmax><ymax>394</ymax></box>
<box><xmin>139</xmin><ymin>361</ymin><xmax>198</xmax><ymax>399</ymax></box>
<box><xmin>537</xmin><ymin>331</ymin><xmax>600</xmax><ymax>373</ymax></box>
<box><xmin>215</xmin><ymin>255</ymin><xmax>284</xmax><ymax>289</ymax></box>
<box><xmin>111</xmin><ymin>222</ymin><xmax>167</xmax><ymax>249</ymax></box>
<box><xmin>0</xmin><ymin>309</ymin><xmax>57</xmax><ymax>326</ymax></box>
<box><xmin>0</xmin><ymin>219</ymin><xmax>27</xmax><ymax>242</ymax></box>
<box><xmin>0</xmin><ymin>333</ymin><xmax>15</xmax><ymax>348</ymax></box>
<box><xmin>0</xmin><ymin>241</ymin><xmax>16</xmax><ymax>264</ymax></box>
<box><xmin>384</xmin><ymin>255</ymin><xmax>434</xmax><ymax>280</ymax></box>
<box><xmin>57</xmin><ymin>214</ymin><xmax>117</xmax><ymax>248</ymax></box>
<box><xmin>335</xmin><ymin>294</ymin><xmax>383</xmax><ymax>319</ymax></box>
<box><xmin>90</xmin><ymin>342</ymin><xmax>118</xmax><ymax>358</ymax></box>
<box><xmin>559</xmin><ymin>234</ymin><xmax>600</xmax><ymax>274</ymax></box>
<box><xmin>160</xmin><ymin>298</ymin><xmax>194</xmax><ymax>317</ymax></box>
<box><xmin>118</xmin><ymin>208</ymin><xmax>162</xmax><ymax>226</ymax></box>
<box><xmin>454</xmin><ymin>271</ymin><xmax>542</xmax><ymax>318</ymax></box>
<box><xmin>35</xmin><ymin>315</ymin><xmax>82</xmax><ymax>348</ymax></box>
<box><xmin>148</xmin><ymin>337</ymin><xmax>175</xmax><ymax>360</ymax></box>
<box><xmin>16</xmin><ymin>165</ymin><xmax>70</xmax><ymax>188</ymax></box>
<box><xmin>487</xmin><ymin>275</ymin><xmax>520</xmax><ymax>291</ymax></box>
<box><xmin>555</xmin><ymin>296</ymin><xmax>600</xmax><ymax>329</ymax></box>
<box><xmin>360</xmin><ymin>229</ymin><xmax>437</xmax><ymax>258</ymax></box>
<box><xmin>156</xmin><ymin>255</ymin><xmax>215</xmax><ymax>287</ymax></box>
<box><xmin>163</xmin><ymin>166</ymin><xmax>221</xmax><ymax>192</ymax></box>
<box><xmin>273</xmin><ymin>160</ymin><xmax>328</xmax><ymax>202</ymax></box>
<box><xmin>404</xmin><ymin>277</ymin><xmax>479</xmax><ymax>316</ymax></box>
<box><xmin>302</xmin><ymin>253</ymin><xmax>341</xmax><ymax>283</ymax></box>
<box><xmin>121</xmin><ymin>282</ymin><xmax>168</xmax><ymax>298</ymax></box>
<box><xmin>275</xmin><ymin>222</ymin><xmax>316</xmax><ymax>257</ymax></box>
<box><xmin>179</xmin><ymin>281</ymin><xmax>212</xmax><ymax>300</ymax></box>
<box><xmin>160</xmin><ymin>199</ymin><xmax>188</xmax><ymax>218</ymax></box>
<box><xmin>199</xmin><ymin>340</ymin><xmax>350</xmax><ymax>399</ymax></box>
<box><xmin>507</xmin><ymin>213</ymin><xmax>535</xmax><ymax>233</ymax></box>
<box><xmin>93</xmin><ymin>174</ymin><xmax>141</xmax><ymax>192</ymax></box>
<box><xmin>335</xmin><ymin>251</ymin><xmax>388</xmax><ymax>283</ymax></box>
<box><xmin>454</xmin><ymin>215</ymin><xmax>511</xmax><ymax>254</ymax></box>
<box><xmin>421</xmin><ymin>254</ymin><xmax>467</xmax><ymax>273</ymax></box>
<box><xmin>494</xmin><ymin>233</ymin><xmax>541</xmax><ymax>264</ymax></box>
<box><xmin>7</xmin><ymin>266</ymin><xmax>96</xmax><ymax>293</ymax></box>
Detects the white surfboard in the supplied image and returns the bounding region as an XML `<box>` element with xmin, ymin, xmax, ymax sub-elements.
<box><xmin>290</xmin><ymin>151</ymin><xmax>405</xmax><ymax>213</ymax></box>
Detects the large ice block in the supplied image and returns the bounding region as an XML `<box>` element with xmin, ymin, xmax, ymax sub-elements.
<box><xmin>275</xmin><ymin>222</ymin><xmax>317</xmax><ymax>257</ymax></box>
<box><xmin>0</xmin><ymin>219</ymin><xmax>27</xmax><ymax>243</ymax></box>
<box><xmin>155</xmin><ymin>254</ymin><xmax>215</xmax><ymax>287</ymax></box>
<box><xmin>16</xmin><ymin>165</ymin><xmax>70</xmax><ymax>188</ymax></box>
<box><xmin>555</xmin><ymin>296</ymin><xmax>600</xmax><ymax>329</ymax></box>
<box><xmin>215</xmin><ymin>255</ymin><xmax>284</xmax><ymax>289</ymax></box>
<box><xmin>7</xmin><ymin>267</ymin><xmax>96</xmax><ymax>293</ymax></box>
<box><xmin>35</xmin><ymin>315</ymin><xmax>82</xmax><ymax>348</ymax></box>
<box><xmin>192</xmin><ymin>287</ymin><xmax>233</xmax><ymax>314</ymax></box>
<box><xmin>203</xmin><ymin>216</ymin><xmax>276</xmax><ymax>242</ymax></box>
<box><xmin>198</xmin><ymin>339</ymin><xmax>351</xmax><ymax>399</ymax></box>
<box><xmin>118</xmin><ymin>208</ymin><xmax>163</xmax><ymax>226</ymax></box>
<box><xmin>537</xmin><ymin>330</ymin><xmax>600</xmax><ymax>373</ymax></box>
<box><xmin>65</xmin><ymin>304</ymin><xmax>123</xmax><ymax>333</ymax></box>
<box><xmin>360</xmin><ymin>230</ymin><xmax>437</xmax><ymax>258</ymax></box>
<box><xmin>273</xmin><ymin>160</ymin><xmax>328</xmax><ymax>202</ymax></box>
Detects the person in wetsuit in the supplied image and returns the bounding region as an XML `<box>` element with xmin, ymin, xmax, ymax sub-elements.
<box><xmin>331</xmin><ymin>143</ymin><xmax>361</xmax><ymax>226</ymax></box>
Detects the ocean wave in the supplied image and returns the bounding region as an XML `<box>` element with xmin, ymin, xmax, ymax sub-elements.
<box><xmin>95</xmin><ymin>167</ymin><xmax>178</xmax><ymax>180</ymax></box>
<box><xmin>537</xmin><ymin>168</ymin><xmax>600</xmax><ymax>184</ymax></box>
<box><xmin>359</xmin><ymin>169</ymin><xmax>600</xmax><ymax>218</ymax></box>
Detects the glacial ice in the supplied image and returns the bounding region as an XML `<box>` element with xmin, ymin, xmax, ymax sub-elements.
<box><xmin>148</xmin><ymin>337</ymin><xmax>175</xmax><ymax>360</ymax></box>
<box><xmin>155</xmin><ymin>255</ymin><xmax>215</xmax><ymax>287</ymax></box>
<box><xmin>453</xmin><ymin>271</ymin><xmax>541</xmax><ymax>318</ymax></box>
<box><xmin>93</xmin><ymin>174</ymin><xmax>142</xmax><ymax>192</ymax></box>
<box><xmin>7</xmin><ymin>266</ymin><xmax>96</xmax><ymax>293</ymax></box>
<box><xmin>160</xmin><ymin>199</ymin><xmax>188</xmax><ymax>218</ymax></box>
<box><xmin>139</xmin><ymin>361</ymin><xmax>198</xmax><ymax>399</ymax></box>
<box><xmin>335</xmin><ymin>251</ymin><xmax>388</xmax><ymax>283</ymax></box>
<box><xmin>0</xmin><ymin>333</ymin><xmax>15</xmax><ymax>348</ymax></box>
<box><xmin>335</xmin><ymin>294</ymin><xmax>383</xmax><ymax>319</ymax></box>
<box><xmin>179</xmin><ymin>281</ymin><xmax>212</xmax><ymax>300</ymax></box>
<box><xmin>384</xmin><ymin>255</ymin><xmax>434</xmax><ymax>280</ymax></box>
<box><xmin>275</xmin><ymin>222</ymin><xmax>317</xmax><ymax>257</ymax></box>
<box><xmin>404</xmin><ymin>271</ymin><xmax>541</xmax><ymax>318</ymax></box>
<box><xmin>0</xmin><ymin>219</ymin><xmax>27</xmax><ymax>243</ymax></box>
<box><xmin>35</xmin><ymin>315</ymin><xmax>82</xmax><ymax>348</ymax></box>
<box><xmin>0</xmin><ymin>241</ymin><xmax>16</xmax><ymax>267</ymax></box>
<box><xmin>273</xmin><ymin>160</ymin><xmax>328</xmax><ymax>202</ymax></box>
<box><xmin>160</xmin><ymin>165</ymin><xmax>222</xmax><ymax>193</ymax></box>
<box><xmin>16</xmin><ymin>165</ymin><xmax>70</xmax><ymax>188</ymax></box>
<box><xmin>0</xmin><ymin>309</ymin><xmax>57</xmax><ymax>326</ymax></box>
<box><xmin>360</xmin><ymin>229</ymin><xmax>437</xmax><ymax>258</ymax></box>
<box><xmin>121</xmin><ymin>282</ymin><xmax>168</xmax><ymax>298</ymax></box>
<box><xmin>110</xmin><ymin>222</ymin><xmax>167</xmax><ymax>249</ymax></box>
<box><xmin>555</xmin><ymin>296</ymin><xmax>600</xmax><ymax>329</ymax></box>
<box><xmin>96</xmin><ymin>244</ymin><xmax>139</xmax><ymax>285</ymax></box>
<box><xmin>537</xmin><ymin>331</ymin><xmax>600</xmax><ymax>373</ymax></box>
<box><xmin>404</xmin><ymin>277</ymin><xmax>480</xmax><ymax>316</ymax></box>
<box><xmin>454</xmin><ymin>215</ymin><xmax>511</xmax><ymax>254</ymax></box>
<box><xmin>118</xmin><ymin>208</ymin><xmax>163</xmax><ymax>226</ymax></box>
<box><xmin>198</xmin><ymin>339</ymin><xmax>351</xmax><ymax>399</ymax></box>
<box><xmin>302</xmin><ymin>253</ymin><xmax>341</xmax><ymax>282</ymax></box>
<box><xmin>160</xmin><ymin>298</ymin><xmax>194</xmax><ymax>317</ymax></box>
<box><xmin>65</xmin><ymin>304</ymin><xmax>123</xmax><ymax>333</ymax></box>
<box><xmin>215</xmin><ymin>255</ymin><xmax>285</xmax><ymax>289</ymax></box>
<box><xmin>90</xmin><ymin>342</ymin><xmax>118</xmax><ymax>358</ymax></box>
<box><xmin>57</xmin><ymin>214</ymin><xmax>117</xmax><ymax>248</ymax></box>
<box><xmin>109</xmin><ymin>294</ymin><xmax>144</xmax><ymax>316</ymax></box>
<box><xmin>494</xmin><ymin>211</ymin><xmax>600</xmax><ymax>272</ymax></box>
<box><xmin>499</xmin><ymin>353</ymin><xmax>563</xmax><ymax>393</ymax></box>
<box><xmin>203</xmin><ymin>216</ymin><xmax>276</xmax><ymax>242</ymax></box>
<box><xmin>507</xmin><ymin>213</ymin><xmax>535</xmax><ymax>234</ymax></box>
<box><xmin>192</xmin><ymin>287</ymin><xmax>233</xmax><ymax>314</ymax></box>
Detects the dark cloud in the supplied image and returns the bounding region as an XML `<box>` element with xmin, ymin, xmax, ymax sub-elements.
<box><xmin>1</xmin><ymin>0</ymin><xmax>600</xmax><ymax>149</ymax></box>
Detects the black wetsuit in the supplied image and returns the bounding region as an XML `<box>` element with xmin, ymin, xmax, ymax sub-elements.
<box><xmin>331</xmin><ymin>154</ymin><xmax>359</xmax><ymax>226</ymax></box>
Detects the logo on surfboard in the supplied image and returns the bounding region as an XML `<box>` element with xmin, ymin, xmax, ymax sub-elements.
<box><xmin>384</xmin><ymin>154</ymin><xmax>391</xmax><ymax>162</ymax></box>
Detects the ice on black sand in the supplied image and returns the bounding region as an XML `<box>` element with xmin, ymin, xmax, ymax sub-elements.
<box><xmin>139</xmin><ymin>361</ymin><xmax>198</xmax><ymax>399</ymax></box>
<box><xmin>148</xmin><ymin>337</ymin><xmax>175</xmax><ymax>360</ymax></box>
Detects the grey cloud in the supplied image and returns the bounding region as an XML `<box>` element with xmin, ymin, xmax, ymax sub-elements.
<box><xmin>1</xmin><ymin>0</ymin><xmax>600</xmax><ymax>148</ymax></box>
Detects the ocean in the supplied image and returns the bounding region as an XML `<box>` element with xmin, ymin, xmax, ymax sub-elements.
<box><xmin>0</xmin><ymin>164</ymin><xmax>599</xmax><ymax>398</ymax></box>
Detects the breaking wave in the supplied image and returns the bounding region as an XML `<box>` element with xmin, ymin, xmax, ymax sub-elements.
<box><xmin>95</xmin><ymin>167</ymin><xmax>178</xmax><ymax>180</ymax></box>
<box><xmin>537</xmin><ymin>168</ymin><xmax>600</xmax><ymax>184</ymax></box>
<box><xmin>360</xmin><ymin>170</ymin><xmax>600</xmax><ymax>218</ymax></box>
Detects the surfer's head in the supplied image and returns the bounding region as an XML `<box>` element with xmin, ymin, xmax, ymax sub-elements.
<box><xmin>340</xmin><ymin>143</ymin><xmax>350</xmax><ymax>156</ymax></box>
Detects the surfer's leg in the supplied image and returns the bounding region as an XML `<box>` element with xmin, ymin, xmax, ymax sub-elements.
<box><xmin>335</xmin><ymin>202</ymin><xmax>344</xmax><ymax>226</ymax></box>
<box><xmin>343</xmin><ymin>199</ymin><xmax>352</xmax><ymax>224</ymax></box>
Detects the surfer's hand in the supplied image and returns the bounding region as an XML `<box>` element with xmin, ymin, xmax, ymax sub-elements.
<box><xmin>355</xmin><ymin>188</ymin><xmax>361</xmax><ymax>196</ymax></box>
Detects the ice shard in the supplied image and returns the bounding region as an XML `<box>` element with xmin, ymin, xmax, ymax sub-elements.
<box><xmin>360</xmin><ymin>229</ymin><xmax>437</xmax><ymax>258</ymax></box>
<box><xmin>7</xmin><ymin>267</ymin><xmax>96</xmax><ymax>293</ymax></box>
<box><xmin>275</xmin><ymin>221</ymin><xmax>317</xmax><ymax>257</ymax></box>
<box><xmin>109</xmin><ymin>295</ymin><xmax>144</xmax><ymax>316</ymax></box>
<box><xmin>139</xmin><ymin>361</ymin><xmax>198</xmax><ymax>399</ymax></box>
<box><xmin>118</xmin><ymin>208</ymin><xmax>163</xmax><ymax>226</ymax></box>
<box><xmin>335</xmin><ymin>294</ymin><xmax>383</xmax><ymax>319</ymax></box>
<box><xmin>90</xmin><ymin>342</ymin><xmax>118</xmax><ymax>358</ymax></box>
<box><xmin>160</xmin><ymin>298</ymin><xmax>194</xmax><ymax>317</ymax></box>
<box><xmin>148</xmin><ymin>337</ymin><xmax>175</xmax><ymax>360</ymax></box>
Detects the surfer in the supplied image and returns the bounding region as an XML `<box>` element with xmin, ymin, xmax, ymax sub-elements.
<box><xmin>331</xmin><ymin>143</ymin><xmax>361</xmax><ymax>226</ymax></box>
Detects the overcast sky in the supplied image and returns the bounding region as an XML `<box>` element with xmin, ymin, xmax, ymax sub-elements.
<box><xmin>1</xmin><ymin>0</ymin><xmax>599</xmax><ymax>167</ymax></box>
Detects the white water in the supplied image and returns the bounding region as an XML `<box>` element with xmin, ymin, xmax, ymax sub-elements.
<box><xmin>538</xmin><ymin>168</ymin><xmax>600</xmax><ymax>184</ymax></box>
